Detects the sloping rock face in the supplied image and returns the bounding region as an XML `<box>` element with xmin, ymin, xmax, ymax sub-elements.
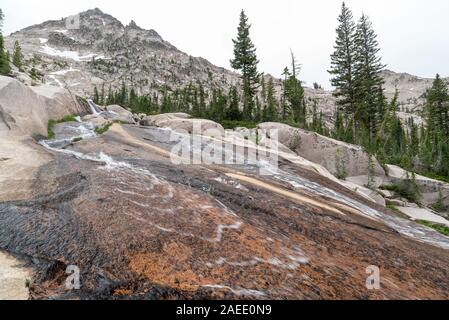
<box><xmin>1</xmin><ymin>81</ymin><xmax>449</xmax><ymax>300</ymax></box>
<box><xmin>385</xmin><ymin>165</ymin><xmax>449</xmax><ymax>209</ymax></box>
<box><xmin>0</xmin><ymin>77</ymin><xmax>85</xmax><ymax>299</ymax></box>
<box><xmin>142</xmin><ymin>113</ymin><xmax>225</xmax><ymax>135</ymax></box>
<box><xmin>0</xmin><ymin>76</ymin><xmax>83</xmax><ymax>137</ymax></box>
<box><xmin>0</xmin><ymin>76</ymin><xmax>85</xmax><ymax>202</ymax></box>
<box><xmin>258</xmin><ymin>122</ymin><xmax>385</xmax><ymax>177</ymax></box>
<box><xmin>1</xmin><ymin>120</ymin><xmax>449</xmax><ymax>299</ymax></box>
<box><xmin>397</xmin><ymin>207</ymin><xmax>449</xmax><ymax>227</ymax></box>
<box><xmin>104</xmin><ymin>105</ymin><xmax>135</xmax><ymax>124</ymax></box>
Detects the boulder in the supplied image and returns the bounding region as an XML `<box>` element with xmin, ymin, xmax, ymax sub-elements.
<box><xmin>386</xmin><ymin>165</ymin><xmax>448</xmax><ymax>193</ymax></box>
<box><xmin>258</xmin><ymin>122</ymin><xmax>385</xmax><ymax>177</ymax></box>
<box><xmin>133</xmin><ymin>113</ymin><xmax>147</xmax><ymax>123</ymax></box>
<box><xmin>0</xmin><ymin>137</ymin><xmax>52</xmax><ymax>201</ymax></box>
<box><xmin>341</xmin><ymin>180</ymin><xmax>386</xmax><ymax>207</ymax></box>
<box><xmin>0</xmin><ymin>76</ymin><xmax>82</xmax><ymax>137</ymax></box>
<box><xmin>104</xmin><ymin>105</ymin><xmax>135</xmax><ymax>124</ymax></box>
<box><xmin>387</xmin><ymin>199</ymin><xmax>408</xmax><ymax>207</ymax></box>
<box><xmin>82</xmin><ymin>114</ymin><xmax>112</xmax><ymax>129</ymax></box>
<box><xmin>346</xmin><ymin>175</ymin><xmax>384</xmax><ymax>189</ymax></box>
<box><xmin>0</xmin><ymin>76</ymin><xmax>82</xmax><ymax>201</ymax></box>
<box><xmin>397</xmin><ymin>207</ymin><xmax>449</xmax><ymax>227</ymax></box>
<box><xmin>385</xmin><ymin>164</ymin><xmax>449</xmax><ymax>208</ymax></box>
<box><xmin>141</xmin><ymin>113</ymin><xmax>224</xmax><ymax>136</ymax></box>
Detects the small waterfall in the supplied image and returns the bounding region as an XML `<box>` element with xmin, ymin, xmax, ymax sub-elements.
<box><xmin>86</xmin><ymin>99</ymin><xmax>100</xmax><ymax>115</ymax></box>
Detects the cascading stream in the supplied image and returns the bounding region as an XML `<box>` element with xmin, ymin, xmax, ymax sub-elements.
<box><xmin>39</xmin><ymin>117</ymin><xmax>449</xmax><ymax>250</ymax></box>
<box><xmin>143</xmin><ymin>126</ymin><xmax>449</xmax><ymax>250</ymax></box>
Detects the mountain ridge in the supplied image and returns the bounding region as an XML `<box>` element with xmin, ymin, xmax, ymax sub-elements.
<box><xmin>4</xmin><ymin>8</ymin><xmax>448</xmax><ymax>122</ymax></box>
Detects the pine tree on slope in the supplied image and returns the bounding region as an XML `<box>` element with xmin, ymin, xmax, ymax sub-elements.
<box><xmin>12</xmin><ymin>40</ymin><xmax>22</xmax><ymax>70</ymax></box>
<box><xmin>0</xmin><ymin>9</ymin><xmax>11</xmax><ymax>75</ymax></box>
<box><xmin>230</xmin><ymin>10</ymin><xmax>260</xmax><ymax>121</ymax></box>
<box><xmin>353</xmin><ymin>14</ymin><xmax>386</xmax><ymax>147</ymax></box>
<box><xmin>329</xmin><ymin>2</ymin><xmax>357</xmax><ymax>139</ymax></box>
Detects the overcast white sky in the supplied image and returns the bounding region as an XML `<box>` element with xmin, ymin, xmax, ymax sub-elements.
<box><xmin>1</xmin><ymin>0</ymin><xmax>448</xmax><ymax>88</ymax></box>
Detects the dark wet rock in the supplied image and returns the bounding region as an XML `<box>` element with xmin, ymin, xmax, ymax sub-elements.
<box><xmin>1</xmin><ymin>123</ymin><xmax>449</xmax><ymax>300</ymax></box>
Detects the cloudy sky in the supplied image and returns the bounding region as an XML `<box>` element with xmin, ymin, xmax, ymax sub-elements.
<box><xmin>1</xmin><ymin>0</ymin><xmax>448</xmax><ymax>88</ymax></box>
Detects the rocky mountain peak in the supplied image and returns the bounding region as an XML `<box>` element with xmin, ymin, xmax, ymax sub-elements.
<box><xmin>127</xmin><ymin>20</ymin><xmax>141</xmax><ymax>30</ymax></box>
<box><xmin>4</xmin><ymin>8</ymin><xmax>238</xmax><ymax>99</ymax></box>
<box><xmin>83</xmin><ymin>7</ymin><xmax>105</xmax><ymax>16</ymax></box>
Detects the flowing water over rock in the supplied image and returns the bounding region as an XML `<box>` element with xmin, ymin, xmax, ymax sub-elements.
<box><xmin>1</xmin><ymin>117</ymin><xmax>449</xmax><ymax>299</ymax></box>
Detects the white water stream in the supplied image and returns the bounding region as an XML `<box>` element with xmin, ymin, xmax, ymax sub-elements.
<box><xmin>39</xmin><ymin>117</ymin><xmax>449</xmax><ymax>250</ymax></box>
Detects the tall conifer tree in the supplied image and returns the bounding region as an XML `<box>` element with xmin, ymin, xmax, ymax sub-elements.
<box><xmin>329</xmin><ymin>2</ymin><xmax>357</xmax><ymax>137</ymax></box>
<box><xmin>0</xmin><ymin>9</ymin><xmax>11</xmax><ymax>75</ymax></box>
<box><xmin>353</xmin><ymin>14</ymin><xmax>386</xmax><ymax>146</ymax></box>
<box><xmin>230</xmin><ymin>10</ymin><xmax>259</xmax><ymax>121</ymax></box>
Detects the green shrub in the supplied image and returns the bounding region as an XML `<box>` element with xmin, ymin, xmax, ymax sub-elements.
<box><xmin>431</xmin><ymin>189</ymin><xmax>448</xmax><ymax>213</ymax></box>
<box><xmin>72</xmin><ymin>137</ymin><xmax>83</xmax><ymax>143</ymax></box>
<box><xmin>94</xmin><ymin>120</ymin><xmax>125</xmax><ymax>135</ymax></box>
<box><xmin>287</xmin><ymin>130</ymin><xmax>302</xmax><ymax>151</ymax></box>
<box><xmin>60</xmin><ymin>115</ymin><xmax>78</xmax><ymax>122</ymax></box>
<box><xmin>416</xmin><ymin>220</ymin><xmax>449</xmax><ymax>236</ymax></box>
<box><xmin>334</xmin><ymin>148</ymin><xmax>347</xmax><ymax>180</ymax></box>
<box><xmin>381</xmin><ymin>174</ymin><xmax>422</xmax><ymax>204</ymax></box>
<box><xmin>220</xmin><ymin>120</ymin><xmax>258</xmax><ymax>130</ymax></box>
<box><xmin>47</xmin><ymin>120</ymin><xmax>56</xmax><ymax>139</ymax></box>
<box><xmin>95</xmin><ymin>122</ymin><xmax>114</xmax><ymax>135</ymax></box>
<box><xmin>420</xmin><ymin>172</ymin><xmax>449</xmax><ymax>184</ymax></box>
<box><xmin>47</xmin><ymin>115</ymin><xmax>78</xmax><ymax>139</ymax></box>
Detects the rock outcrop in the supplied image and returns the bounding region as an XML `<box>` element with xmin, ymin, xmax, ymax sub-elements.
<box><xmin>0</xmin><ymin>76</ymin><xmax>84</xmax><ymax>201</ymax></box>
<box><xmin>3</xmin><ymin>118</ymin><xmax>449</xmax><ymax>300</ymax></box>
<box><xmin>142</xmin><ymin>113</ymin><xmax>225</xmax><ymax>135</ymax></box>
<box><xmin>0</xmin><ymin>76</ymin><xmax>83</xmax><ymax>137</ymax></box>
<box><xmin>385</xmin><ymin>164</ymin><xmax>449</xmax><ymax>209</ymax></box>
<box><xmin>258</xmin><ymin>122</ymin><xmax>385</xmax><ymax>177</ymax></box>
<box><xmin>1</xmin><ymin>78</ymin><xmax>449</xmax><ymax>300</ymax></box>
<box><xmin>104</xmin><ymin>105</ymin><xmax>135</xmax><ymax>124</ymax></box>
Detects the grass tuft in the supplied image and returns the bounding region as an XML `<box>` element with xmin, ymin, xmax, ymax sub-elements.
<box><xmin>47</xmin><ymin>115</ymin><xmax>78</xmax><ymax>139</ymax></box>
<box><xmin>416</xmin><ymin>220</ymin><xmax>449</xmax><ymax>236</ymax></box>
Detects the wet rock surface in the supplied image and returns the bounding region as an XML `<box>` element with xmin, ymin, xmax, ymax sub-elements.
<box><xmin>1</xmin><ymin>122</ymin><xmax>449</xmax><ymax>300</ymax></box>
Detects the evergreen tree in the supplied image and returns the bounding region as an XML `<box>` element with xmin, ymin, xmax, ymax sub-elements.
<box><xmin>281</xmin><ymin>67</ymin><xmax>291</xmax><ymax>120</ymax></box>
<box><xmin>264</xmin><ymin>78</ymin><xmax>278</xmax><ymax>122</ymax></box>
<box><xmin>0</xmin><ymin>9</ymin><xmax>11</xmax><ymax>75</ymax></box>
<box><xmin>334</xmin><ymin>148</ymin><xmax>348</xmax><ymax>180</ymax></box>
<box><xmin>353</xmin><ymin>14</ymin><xmax>386</xmax><ymax>146</ymax></box>
<box><xmin>100</xmin><ymin>84</ymin><xmax>105</xmax><ymax>105</ymax></box>
<box><xmin>366</xmin><ymin>155</ymin><xmax>376</xmax><ymax>189</ymax></box>
<box><xmin>230</xmin><ymin>10</ymin><xmax>259</xmax><ymax>121</ymax></box>
<box><xmin>284</xmin><ymin>52</ymin><xmax>306</xmax><ymax>125</ymax></box>
<box><xmin>198</xmin><ymin>84</ymin><xmax>207</xmax><ymax>117</ymax></box>
<box><xmin>30</xmin><ymin>66</ymin><xmax>38</xmax><ymax>80</ymax></box>
<box><xmin>377</xmin><ymin>90</ymin><xmax>407</xmax><ymax>165</ymax></box>
<box><xmin>421</xmin><ymin>74</ymin><xmax>449</xmax><ymax>177</ymax></box>
<box><xmin>225</xmin><ymin>86</ymin><xmax>241</xmax><ymax>121</ymax></box>
<box><xmin>160</xmin><ymin>87</ymin><xmax>173</xmax><ymax>113</ymax></box>
<box><xmin>408</xmin><ymin>118</ymin><xmax>420</xmax><ymax>159</ymax></box>
<box><xmin>329</xmin><ymin>2</ymin><xmax>357</xmax><ymax>137</ymax></box>
<box><xmin>208</xmin><ymin>88</ymin><xmax>227</xmax><ymax>122</ymax></box>
<box><xmin>119</xmin><ymin>82</ymin><xmax>128</xmax><ymax>106</ymax></box>
<box><xmin>333</xmin><ymin>108</ymin><xmax>346</xmax><ymax>141</ymax></box>
<box><xmin>12</xmin><ymin>40</ymin><xmax>22</xmax><ymax>70</ymax></box>
<box><xmin>426</xmin><ymin>74</ymin><xmax>449</xmax><ymax>137</ymax></box>
<box><xmin>106</xmin><ymin>85</ymin><xmax>114</xmax><ymax>105</ymax></box>
<box><xmin>93</xmin><ymin>86</ymin><xmax>100</xmax><ymax>104</ymax></box>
